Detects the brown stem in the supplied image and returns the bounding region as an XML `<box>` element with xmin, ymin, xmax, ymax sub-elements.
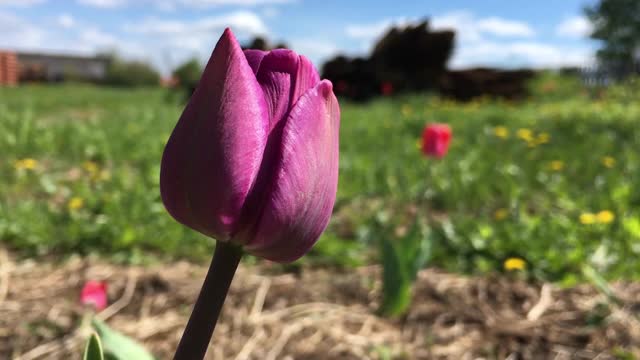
<box><xmin>173</xmin><ymin>241</ymin><xmax>243</xmax><ymax>360</ymax></box>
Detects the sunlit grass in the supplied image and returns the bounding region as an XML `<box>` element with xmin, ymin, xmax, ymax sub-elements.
<box><xmin>1</xmin><ymin>79</ymin><xmax>640</xmax><ymax>282</ymax></box>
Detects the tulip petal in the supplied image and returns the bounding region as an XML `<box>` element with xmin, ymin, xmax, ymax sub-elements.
<box><xmin>293</xmin><ymin>55</ymin><xmax>320</xmax><ymax>106</ymax></box>
<box><xmin>255</xmin><ymin>49</ymin><xmax>299</xmax><ymax>131</ymax></box>
<box><xmin>243</xmin><ymin>49</ymin><xmax>267</xmax><ymax>75</ymax></box>
<box><xmin>160</xmin><ymin>28</ymin><xmax>269</xmax><ymax>240</ymax></box>
<box><xmin>243</xmin><ymin>80</ymin><xmax>340</xmax><ymax>262</ymax></box>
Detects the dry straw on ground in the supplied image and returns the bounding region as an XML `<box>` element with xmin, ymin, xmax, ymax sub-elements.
<box><xmin>1</xmin><ymin>248</ymin><xmax>639</xmax><ymax>359</ymax></box>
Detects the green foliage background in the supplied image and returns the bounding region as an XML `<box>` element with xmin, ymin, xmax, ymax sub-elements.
<box><xmin>585</xmin><ymin>0</ymin><xmax>640</xmax><ymax>75</ymax></box>
<box><xmin>103</xmin><ymin>58</ymin><xmax>161</xmax><ymax>87</ymax></box>
<box><xmin>1</xmin><ymin>73</ymin><xmax>640</xmax><ymax>284</ymax></box>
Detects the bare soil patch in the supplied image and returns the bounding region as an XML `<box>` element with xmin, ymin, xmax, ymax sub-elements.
<box><xmin>1</xmin><ymin>250</ymin><xmax>639</xmax><ymax>359</ymax></box>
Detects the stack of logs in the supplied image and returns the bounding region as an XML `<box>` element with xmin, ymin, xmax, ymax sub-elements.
<box><xmin>320</xmin><ymin>20</ymin><xmax>537</xmax><ymax>102</ymax></box>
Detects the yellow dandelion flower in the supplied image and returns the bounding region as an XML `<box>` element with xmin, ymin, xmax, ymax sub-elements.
<box><xmin>68</xmin><ymin>197</ymin><xmax>84</xmax><ymax>211</ymax></box>
<box><xmin>99</xmin><ymin>169</ymin><xmax>111</xmax><ymax>181</ymax></box>
<box><xmin>83</xmin><ymin>161</ymin><xmax>99</xmax><ymax>174</ymax></box>
<box><xmin>401</xmin><ymin>104</ymin><xmax>412</xmax><ymax>117</ymax></box>
<box><xmin>14</xmin><ymin>158</ymin><xmax>39</xmax><ymax>170</ymax></box>
<box><xmin>596</xmin><ymin>210</ymin><xmax>615</xmax><ymax>224</ymax></box>
<box><xmin>493</xmin><ymin>126</ymin><xmax>509</xmax><ymax>139</ymax></box>
<box><xmin>536</xmin><ymin>133</ymin><xmax>550</xmax><ymax>144</ymax></box>
<box><xmin>504</xmin><ymin>257</ymin><xmax>526</xmax><ymax>271</ymax></box>
<box><xmin>549</xmin><ymin>160</ymin><xmax>564</xmax><ymax>171</ymax></box>
<box><xmin>601</xmin><ymin>156</ymin><xmax>615</xmax><ymax>168</ymax></box>
<box><xmin>494</xmin><ymin>208</ymin><xmax>508</xmax><ymax>220</ymax></box>
<box><xmin>580</xmin><ymin>212</ymin><xmax>596</xmax><ymax>225</ymax></box>
<box><xmin>516</xmin><ymin>128</ymin><xmax>533</xmax><ymax>142</ymax></box>
<box><xmin>83</xmin><ymin>160</ymin><xmax>106</xmax><ymax>181</ymax></box>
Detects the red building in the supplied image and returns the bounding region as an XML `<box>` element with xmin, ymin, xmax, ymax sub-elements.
<box><xmin>0</xmin><ymin>50</ymin><xmax>110</xmax><ymax>86</ymax></box>
<box><xmin>0</xmin><ymin>51</ymin><xmax>18</xmax><ymax>86</ymax></box>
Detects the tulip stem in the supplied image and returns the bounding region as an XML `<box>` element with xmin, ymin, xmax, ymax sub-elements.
<box><xmin>173</xmin><ymin>241</ymin><xmax>243</xmax><ymax>360</ymax></box>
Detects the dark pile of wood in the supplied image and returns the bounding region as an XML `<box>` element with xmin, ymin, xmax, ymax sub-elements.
<box><xmin>322</xmin><ymin>21</ymin><xmax>455</xmax><ymax>101</ymax></box>
<box><xmin>320</xmin><ymin>20</ymin><xmax>538</xmax><ymax>101</ymax></box>
<box><xmin>439</xmin><ymin>68</ymin><xmax>536</xmax><ymax>101</ymax></box>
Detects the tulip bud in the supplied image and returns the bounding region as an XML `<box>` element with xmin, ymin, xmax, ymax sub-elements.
<box><xmin>421</xmin><ymin>123</ymin><xmax>451</xmax><ymax>158</ymax></box>
<box><xmin>160</xmin><ymin>29</ymin><xmax>340</xmax><ymax>263</ymax></box>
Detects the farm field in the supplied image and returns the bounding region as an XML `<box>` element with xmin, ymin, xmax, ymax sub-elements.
<box><xmin>2</xmin><ymin>76</ymin><xmax>640</xmax><ymax>358</ymax></box>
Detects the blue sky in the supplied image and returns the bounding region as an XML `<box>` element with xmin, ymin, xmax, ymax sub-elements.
<box><xmin>0</xmin><ymin>0</ymin><xmax>598</xmax><ymax>74</ymax></box>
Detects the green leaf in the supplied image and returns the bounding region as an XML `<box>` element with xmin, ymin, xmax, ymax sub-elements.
<box><xmin>378</xmin><ymin>236</ymin><xmax>411</xmax><ymax>317</ymax></box>
<box><xmin>83</xmin><ymin>333</ymin><xmax>105</xmax><ymax>360</ymax></box>
<box><xmin>404</xmin><ymin>219</ymin><xmax>432</xmax><ymax>282</ymax></box>
<box><xmin>91</xmin><ymin>318</ymin><xmax>155</xmax><ymax>360</ymax></box>
<box><xmin>582</xmin><ymin>265</ymin><xmax>622</xmax><ymax>306</ymax></box>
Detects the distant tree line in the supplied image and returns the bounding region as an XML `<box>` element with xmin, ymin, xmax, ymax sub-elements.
<box><xmin>102</xmin><ymin>54</ymin><xmax>160</xmax><ymax>87</ymax></box>
<box><xmin>585</xmin><ymin>0</ymin><xmax>640</xmax><ymax>79</ymax></box>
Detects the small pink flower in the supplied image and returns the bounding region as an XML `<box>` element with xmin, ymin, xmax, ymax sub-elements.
<box><xmin>80</xmin><ymin>280</ymin><xmax>108</xmax><ymax>311</ymax></box>
<box><xmin>421</xmin><ymin>123</ymin><xmax>452</xmax><ymax>158</ymax></box>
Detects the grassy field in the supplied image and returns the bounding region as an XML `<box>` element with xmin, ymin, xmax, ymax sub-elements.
<box><xmin>2</xmin><ymin>75</ymin><xmax>640</xmax><ymax>283</ymax></box>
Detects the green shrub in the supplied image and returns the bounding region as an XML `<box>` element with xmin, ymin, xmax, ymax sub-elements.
<box><xmin>104</xmin><ymin>58</ymin><xmax>160</xmax><ymax>87</ymax></box>
<box><xmin>172</xmin><ymin>58</ymin><xmax>202</xmax><ymax>91</ymax></box>
<box><xmin>170</xmin><ymin>58</ymin><xmax>203</xmax><ymax>101</ymax></box>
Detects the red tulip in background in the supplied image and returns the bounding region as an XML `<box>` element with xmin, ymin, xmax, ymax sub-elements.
<box><xmin>336</xmin><ymin>80</ymin><xmax>348</xmax><ymax>94</ymax></box>
<box><xmin>421</xmin><ymin>123</ymin><xmax>451</xmax><ymax>158</ymax></box>
<box><xmin>381</xmin><ymin>82</ymin><xmax>393</xmax><ymax>96</ymax></box>
<box><xmin>80</xmin><ymin>280</ymin><xmax>107</xmax><ymax>311</ymax></box>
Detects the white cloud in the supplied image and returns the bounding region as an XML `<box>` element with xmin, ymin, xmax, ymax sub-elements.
<box><xmin>289</xmin><ymin>38</ymin><xmax>340</xmax><ymax>66</ymax></box>
<box><xmin>449</xmin><ymin>40</ymin><xmax>593</xmax><ymax>68</ymax></box>
<box><xmin>155</xmin><ymin>0</ymin><xmax>176</xmax><ymax>11</ymax></box>
<box><xmin>431</xmin><ymin>11</ymin><xmax>481</xmax><ymax>42</ymax></box>
<box><xmin>431</xmin><ymin>11</ymin><xmax>535</xmax><ymax>39</ymax></box>
<box><xmin>80</xmin><ymin>28</ymin><xmax>118</xmax><ymax>46</ymax></box>
<box><xmin>0</xmin><ymin>9</ymin><xmax>270</xmax><ymax>75</ymax></box>
<box><xmin>262</xmin><ymin>6</ymin><xmax>279</xmax><ymax>18</ymax></box>
<box><xmin>345</xmin><ymin>19</ymin><xmax>407</xmax><ymax>40</ymax></box>
<box><xmin>201</xmin><ymin>15</ymin><xmax>266</xmax><ymax>36</ymax></box>
<box><xmin>0</xmin><ymin>0</ymin><xmax>46</xmax><ymax>6</ymax></box>
<box><xmin>343</xmin><ymin>12</ymin><xmax>594</xmax><ymax>69</ymax></box>
<box><xmin>122</xmin><ymin>11</ymin><xmax>269</xmax><ymax>72</ymax></box>
<box><xmin>476</xmin><ymin>17</ymin><xmax>535</xmax><ymax>37</ymax></box>
<box><xmin>77</xmin><ymin>0</ymin><xmax>127</xmax><ymax>8</ymax></box>
<box><xmin>556</xmin><ymin>16</ymin><xmax>592</xmax><ymax>38</ymax></box>
<box><xmin>346</xmin><ymin>12</ymin><xmax>535</xmax><ymax>46</ymax></box>
<box><xmin>431</xmin><ymin>12</ymin><xmax>592</xmax><ymax>68</ymax></box>
<box><xmin>126</xmin><ymin>11</ymin><xmax>268</xmax><ymax>36</ymax></box>
<box><xmin>0</xmin><ymin>11</ymin><xmax>45</xmax><ymax>49</ymax></box>
<box><xmin>57</xmin><ymin>13</ymin><xmax>75</xmax><ymax>28</ymax></box>
<box><xmin>76</xmin><ymin>0</ymin><xmax>295</xmax><ymax>9</ymax></box>
<box><xmin>178</xmin><ymin>0</ymin><xmax>295</xmax><ymax>6</ymax></box>
<box><xmin>0</xmin><ymin>10</ymin><xmax>145</xmax><ymax>60</ymax></box>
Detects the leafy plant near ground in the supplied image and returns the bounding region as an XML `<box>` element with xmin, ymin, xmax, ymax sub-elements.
<box><xmin>1</xmin><ymin>75</ymin><xmax>640</xmax><ymax>284</ymax></box>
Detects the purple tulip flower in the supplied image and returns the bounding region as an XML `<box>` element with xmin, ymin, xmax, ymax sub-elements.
<box><xmin>160</xmin><ymin>28</ymin><xmax>340</xmax><ymax>263</ymax></box>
